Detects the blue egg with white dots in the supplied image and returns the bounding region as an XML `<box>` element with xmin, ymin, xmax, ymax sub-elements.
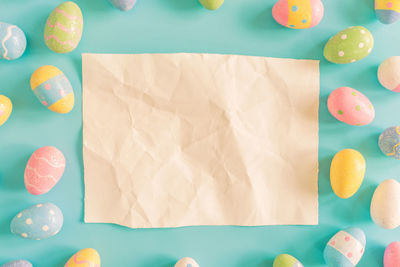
<box><xmin>10</xmin><ymin>203</ymin><xmax>63</xmax><ymax>240</ymax></box>
<box><xmin>0</xmin><ymin>260</ymin><xmax>32</xmax><ymax>267</ymax></box>
<box><xmin>0</xmin><ymin>22</ymin><xmax>26</xmax><ymax>60</ymax></box>
<box><xmin>379</xmin><ymin>126</ymin><xmax>400</xmax><ymax>160</ymax></box>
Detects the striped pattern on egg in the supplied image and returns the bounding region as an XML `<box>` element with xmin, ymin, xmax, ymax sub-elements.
<box><xmin>375</xmin><ymin>0</ymin><xmax>400</xmax><ymax>24</ymax></box>
<box><xmin>44</xmin><ymin>1</ymin><xmax>83</xmax><ymax>53</ymax></box>
<box><xmin>0</xmin><ymin>22</ymin><xmax>26</xmax><ymax>60</ymax></box>
<box><xmin>30</xmin><ymin>65</ymin><xmax>75</xmax><ymax>114</ymax></box>
<box><xmin>10</xmin><ymin>203</ymin><xmax>63</xmax><ymax>240</ymax></box>
<box><xmin>272</xmin><ymin>0</ymin><xmax>324</xmax><ymax>29</ymax></box>
<box><xmin>324</xmin><ymin>227</ymin><xmax>366</xmax><ymax>267</ymax></box>
<box><xmin>64</xmin><ymin>248</ymin><xmax>101</xmax><ymax>267</ymax></box>
<box><xmin>24</xmin><ymin>146</ymin><xmax>65</xmax><ymax>195</ymax></box>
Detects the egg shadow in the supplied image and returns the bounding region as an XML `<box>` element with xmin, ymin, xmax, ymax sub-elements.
<box><xmin>138</xmin><ymin>255</ymin><xmax>176</xmax><ymax>267</ymax></box>
<box><xmin>161</xmin><ymin>0</ymin><xmax>202</xmax><ymax>11</ymax></box>
<box><xmin>0</xmin><ymin>144</ymin><xmax>33</xmax><ymax>191</ymax></box>
<box><xmin>345</xmin><ymin>0</ymin><xmax>376</xmax><ymax>25</ymax></box>
<box><xmin>318</xmin><ymin>155</ymin><xmax>333</xmax><ymax>197</ymax></box>
<box><xmin>350</xmin><ymin>184</ymin><xmax>376</xmax><ymax>224</ymax></box>
<box><xmin>363</xmin><ymin>243</ymin><xmax>384</xmax><ymax>267</ymax></box>
<box><xmin>235</xmin><ymin>252</ymin><xmax>274</xmax><ymax>267</ymax></box>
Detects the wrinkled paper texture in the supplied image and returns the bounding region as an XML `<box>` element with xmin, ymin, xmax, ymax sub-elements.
<box><xmin>82</xmin><ymin>53</ymin><xmax>319</xmax><ymax>228</ymax></box>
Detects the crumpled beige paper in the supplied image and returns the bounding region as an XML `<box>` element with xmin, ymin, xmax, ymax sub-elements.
<box><xmin>82</xmin><ymin>53</ymin><xmax>319</xmax><ymax>228</ymax></box>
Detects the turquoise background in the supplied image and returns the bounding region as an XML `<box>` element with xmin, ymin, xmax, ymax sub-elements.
<box><xmin>1</xmin><ymin>0</ymin><xmax>400</xmax><ymax>266</ymax></box>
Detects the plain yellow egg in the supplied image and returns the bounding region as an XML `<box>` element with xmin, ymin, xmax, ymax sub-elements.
<box><xmin>0</xmin><ymin>95</ymin><xmax>12</xmax><ymax>127</ymax></box>
<box><xmin>330</xmin><ymin>149</ymin><xmax>366</xmax><ymax>199</ymax></box>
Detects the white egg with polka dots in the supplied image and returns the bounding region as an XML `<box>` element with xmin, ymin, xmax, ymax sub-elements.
<box><xmin>174</xmin><ymin>257</ymin><xmax>199</xmax><ymax>267</ymax></box>
<box><xmin>10</xmin><ymin>202</ymin><xmax>63</xmax><ymax>240</ymax></box>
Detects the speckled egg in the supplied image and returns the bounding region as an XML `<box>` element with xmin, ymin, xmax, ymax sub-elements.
<box><xmin>175</xmin><ymin>257</ymin><xmax>199</xmax><ymax>267</ymax></box>
<box><xmin>375</xmin><ymin>0</ymin><xmax>400</xmax><ymax>24</ymax></box>
<box><xmin>0</xmin><ymin>22</ymin><xmax>26</xmax><ymax>60</ymax></box>
<box><xmin>324</xmin><ymin>227</ymin><xmax>366</xmax><ymax>267</ymax></box>
<box><xmin>273</xmin><ymin>254</ymin><xmax>304</xmax><ymax>267</ymax></box>
<box><xmin>109</xmin><ymin>0</ymin><xmax>136</xmax><ymax>11</ymax></box>
<box><xmin>327</xmin><ymin>87</ymin><xmax>375</xmax><ymax>126</ymax></box>
<box><xmin>0</xmin><ymin>260</ymin><xmax>32</xmax><ymax>267</ymax></box>
<box><xmin>64</xmin><ymin>248</ymin><xmax>101</xmax><ymax>267</ymax></box>
<box><xmin>0</xmin><ymin>95</ymin><xmax>12</xmax><ymax>127</ymax></box>
<box><xmin>324</xmin><ymin>26</ymin><xmax>374</xmax><ymax>64</ymax></box>
<box><xmin>379</xmin><ymin>126</ymin><xmax>400</xmax><ymax>159</ymax></box>
<box><xmin>44</xmin><ymin>1</ymin><xmax>83</xmax><ymax>53</ymax></box>
<box><xmin>371</xmin><ymin>179</ymin><xmax>400</xmax><ymax>229</ymax></box>
<box><xmin>30</xmin><ymin>65</ymin><xmax>74</xmax><ymax>114</ymax></box>
<box><xmin>330</xmin><ymin>149</ymin><xmax>365</xmax><ymax>199</ymax></box>
<box><xmin>10</xmin><ymin>203</ymin><xmax>63</xmax><ymax>240</ymax></box>
<box><xmin>272</xmin><ymin>0</ymin><xmax>324</xmax><ymax>29</ymax></box>
<box><xmin>24</xmin><ymin>146</ymin><xmax>65</xmax><ymax>195</ymax></box>
<box><xmin>384</xmin><ymin>242</ymin><xmax>400</xmax><ymax>267</ymax></box>
<box><xmin>198</xmin><ymin>0</ymin><xmax>224</xmax><ymax>10</ymax></box>
<box><xmin>378</xmin><ymin>56</ymin><xmax>400</xmax><ymax>92</ymax></box>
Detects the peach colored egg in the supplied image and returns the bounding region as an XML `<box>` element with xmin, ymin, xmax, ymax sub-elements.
<box><xmin>24</xmin><ymin>146</ymin><xmax>65</xmax><ymax>195</ymax></box>
<box><xmin>327</xmin><ymin>87</ymin><xmax>375</xmax><ymax>126</ymax></box>
<box><xmin>385</xmin><ymin>242</ymin><xmax>400</xmax><ymax>267</ymax></box>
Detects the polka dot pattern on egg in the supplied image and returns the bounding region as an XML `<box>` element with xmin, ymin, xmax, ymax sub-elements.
<box><xmin>324</xmin><ymin>26</ymin><xmax>374</xmax><ymax>64</ymax></box>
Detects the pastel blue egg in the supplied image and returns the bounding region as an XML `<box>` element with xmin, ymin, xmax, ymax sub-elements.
<box><xmin>109</xmin><ymin>0</ymin><xmax>137</xmax><ymax>11</ymax></box>
<box><xmin>324</xmin><ymin>227</ymin><xmax>366</xmax><ymax>267</ymax></box>
<box><xmin>0</xmin><ymin>22</ymin><xmax>26</xmax><ymax>60</ymax></box>
<box><xmin>10</xmin><ymin>203</ymin><xmax>63</xmax><ymax>240</ymax></box>
<box><xmin>379</xmin><ymin>126</ymin><xmax>400</xmax><ymax>160</ymax></box>
<box><xmin>1</xmin><ymin>260</ymin><xmax>32</xmax><ymax>267</ymax></box>
<box><xmin>376</xmin><ymin>9</ymin><xmax>400</xmax><ymax>24</ymax></box>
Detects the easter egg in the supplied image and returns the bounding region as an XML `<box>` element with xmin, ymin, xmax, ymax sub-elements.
<box><xmin>384</xmin><ymin>242</ymin><xmax>400</xmax><ymax>267</ymax></box>
<box><xmin>24</xmin><ymin>146</ymin><xmax>66</xmax><ymax>195</ymax></box>
<box><xmin>379</xmin><ymin>126</ymin><xmax>400</xmax><ymax>159</ymax></box>
<box><xmin>109</xmin><ymin>0</ymin><xmax>136</xmax><ymax>11</ymax></box>
<box><xmin>375</xmin><ymin>0</ymin><xmax>400</xmax><ymax>24</ymax></box>
<box><xmin>378</xmin><ymin>56</ymin><xmax>400</xmax><ymax>92</ymax></box>
<box><xmin>64</xmin><ymin>248</ymin><xmax>101</xmax><ymax>267</ymax></box>
<box><xmin>30</xmin><ymin>65</ymin><xmax>74</xmax><ymax>114</ymax></box>
<box><xmin>327</xmin><ymin>87</ymin><xmax>375</xmax><ymax>126</ymax></box>
<box><xmin>0</xmin><ymin>260</ymin><xmax>32</xmax><ymax>267</ymax></box>
<box><xmin>198</xmin><ymin>0</ymin><xmax>224</xmax><ymax>10</ymax></box>
<box><xmin>0</xmin><ymin>22</ymin><xmax>26</xmax><ymax>60</ymax></box>
<box><xmin>0</xmin><ymin>95</ymin><xmax>12</xmax><ymax>127</ymax></box>
<box><xmin>272</xmin><ymin>0</ymin><xmax>324</xmax><ymax>29</ymax></box>
<box><xmin>11</xmin><ymin>202</ymin><xmax>63</xmax><ymax>240</ymax></box>
<box><xmin>273</xmin><ymin>254</ymin><xmax>304</xmax><ymax>267</ymax></box>
<box><xmin>44</xmin><ymin>1</ymin><xmax>83</xmax><ymax>53</ymax></box>
<box><xmin>324</xmin><ymin>26</ymin><xmax>374</xmax><ymax>64</ymax></box>
<box><xmin>371</xmin><ymin>179</ymin><xmax>400</xmax><ymax>229</ymax></box>
<box><xmin>324</xmin><ymin>227</ymin><xmax>366</xmax><ymax>267</ymax></box>
<box><xmin>330</xmin><ymin>149</ymin><xmax>365</xmax><ymax>199</ymax></box>
<box><xmin>175</xmin><ymin>257</ymin><xmax>199</xmax><ymax>267</ymax></box>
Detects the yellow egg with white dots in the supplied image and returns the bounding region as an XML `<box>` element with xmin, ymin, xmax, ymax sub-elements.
<box><xmin>0</xmin><ymin>95</ymin><xmax>12</xmax><ymax>127</ymax></box>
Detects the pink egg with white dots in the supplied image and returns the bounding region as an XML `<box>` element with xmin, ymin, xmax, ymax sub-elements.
<box><xmin>24</xmin><ymin>146</ymin><xmax>66</xmax><ymax>195</ymax></box>
<box><xmin>327</xmin><ymin>87</ymin><xmax>375</xmax><ymax>126</ymax></box>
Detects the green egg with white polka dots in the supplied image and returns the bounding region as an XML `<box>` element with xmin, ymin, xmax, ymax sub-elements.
<box><xmin>324</xmin><ymin>26</ymin><xmax>374</xmax><ymax>64</ymax></box>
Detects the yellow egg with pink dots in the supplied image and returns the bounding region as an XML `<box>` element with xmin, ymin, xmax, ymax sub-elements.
<box><xmin>272</xmin><ymin>0</ymin><xmax>324</xmax><ymax>29</ymax></box>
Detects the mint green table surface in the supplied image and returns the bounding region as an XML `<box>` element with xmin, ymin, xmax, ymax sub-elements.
<box><xmin>1</xmin><ymin>0</ymin><xmax>399</xmax><ymax>266</ymax></box>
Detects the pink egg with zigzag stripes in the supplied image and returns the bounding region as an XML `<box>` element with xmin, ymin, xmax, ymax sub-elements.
<box><xmin>24</xmin><ymin>146</ymin><xmax>65</xmax><ymax>195</ymax></box>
